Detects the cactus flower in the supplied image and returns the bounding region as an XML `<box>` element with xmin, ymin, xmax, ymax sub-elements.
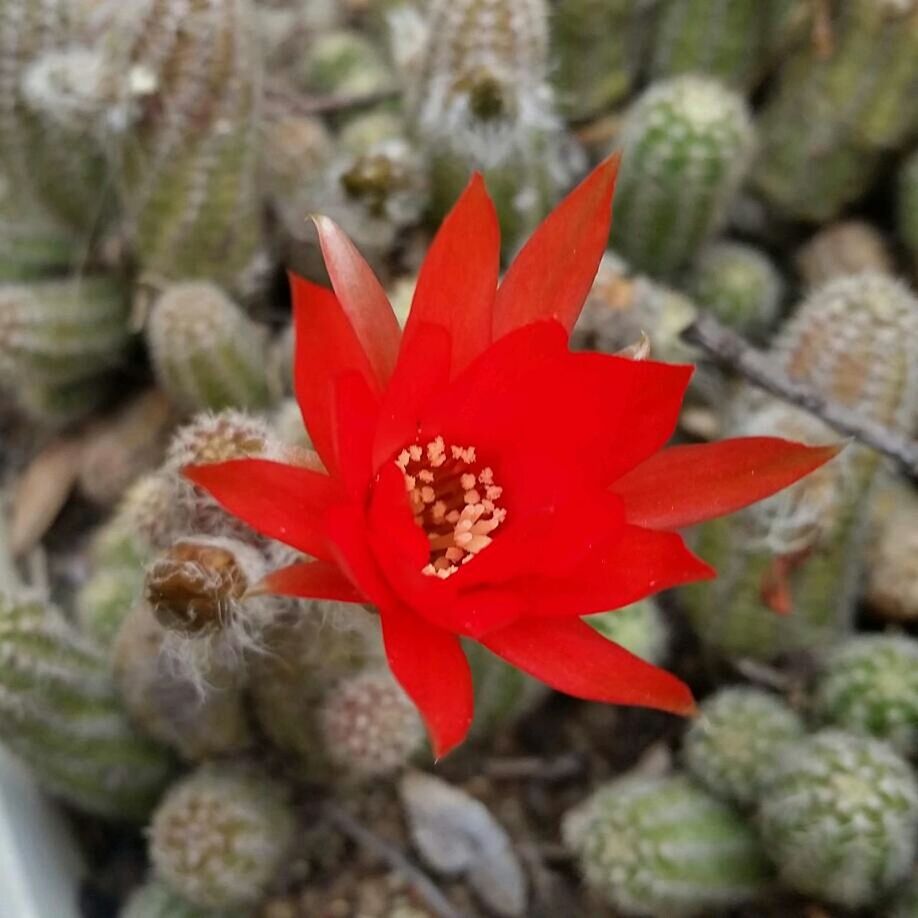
<box><xmin>186</xmin><ymin>157</ymin><xmax>837</xmax><ymax>757</ymax></box>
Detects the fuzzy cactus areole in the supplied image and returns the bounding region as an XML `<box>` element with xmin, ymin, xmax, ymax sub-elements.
<box><xmin>186</xmin><ymin>158</ymin><xmax>837</xmax><ymax>758</ymax></box>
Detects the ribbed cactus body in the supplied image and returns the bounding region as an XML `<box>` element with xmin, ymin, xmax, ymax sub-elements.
<box><xmin>683</xmin><ymin>275</ymin><xmax>918</xmax><ymax>660</ymax></box>
<box><xmin>814</xmin><ymin>635</ymin><xmax>918</xmax><ymax>756</ymax></box>
<box><xmin>688</xmin><ymin>241</ymin><xmax>783</xmax><ymax>338</ymax></box>
<box><xmin>586</xmin><ymin>599</ymin><xmax>670</xmax><ymax>666</ymax></box>
<box><xmin>146</xmin><ymin>283</ymin><xmax>272</xmax><ymax>412</ymax></box>
<box><xmin>122</xmin><ymin>879</ymin><xmax>249</xmax><ymax>918</ymax></box>
<box><xmin>649</xmin><ymin>0</ymin><xmax>771</xmax><ymax>89</ymax></box>
<box><xmin>866</xmin><ymin>483</ymin><xmax>918</xmax><ymax>622</ymax></box>
<box><xmin>682</xmin><ymin>687</ymin><xmax>804</xmax><ymax>807</ymax></box>
<box><xmin>149</xmin><ymin>763</ymin><xmax>295</xmax><ymax>909</ymax></box>
<box><xmin>106</xmin><ymin>0</ymin><xmax>264</xmax><ymax>292</ymax></box>
<box><xmin>609</xmin><ymin>76</ymin><xmax>755</xmax><ymax>277</ymax></box>
<box><xmin>0</xmin><ymin>276</ymin><xmax>130</xmax><ymax>386</ymax></box>
<box><xmin>795</xmin><ymin>220</ymin><xmax>894</xmax><ymax>288</ymax></box>
<box><xmin>0</xmin><ymin>593</ymin><xmax>173</xmax><ymax>820</ymax></box>
<box><xmin>899</xmin><ymin>149</ymin><xmax>918</xmax><ymax>268</ymax></box>
<box><xmin>754</xmin><ymin>1</ymin><xmax>918</xmax><ymax>221</ymax></box>
<box><xmin>77</xmin><ymin>547</ymin><xmax>145</xmax><ymax>647</ymax></box>
<box><xmin>563</xmin><ymin>775</ymin><xmax>771</xmax><ymax>917</ymax></box>
<box><xmin>760</xmin><ymin>730</ymin><xmax>918</xmax><ymax>908</ymax></box>
<box><xmin>550</xmin><ymin>0</ymin><xmax>634</xmax><ymax>120</ymax></box>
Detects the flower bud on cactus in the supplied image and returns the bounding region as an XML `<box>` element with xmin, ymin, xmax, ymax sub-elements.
<box><xmin>759</xmin><ymin>730</ymin><xmax>918</xmax><ymax>908</ymax></box>
<box><xmin>899</xmin><ymin>148</ymin><xmax>918</xmax><ymax>271</ymax></box>
<box><xmin>682</xmin><ymin>687</ymin><xmax>804</xmax><ymax>807</ymax></box>
<box><xmin>0</xmin><ymin>276</ymin><xmax>130</xmax><ymax>386</ymax></box>
<box><xmin>753</xmin><ymin>1</ymin><xmax>918</xmax><ymax>222</ymax></box>
<box><xmin>609</xmin><ymin>76</ymin><xmax>755</xmax><ymax>277</ymax></box>
<box><xmin>114</xmin><ymin>604</ymin><xmax>252</xmax><ymax>760</ymax></box>
<box><xmin>684</xmin><ymin>274</ymin><xmax>918</xmax><ymax>660</ymax></box>
<box><xmin>149</xmin><ymin>763</ymin><xmax>295</xmax><ymax>910</ymax></box>
<box><xmin>814</xmin><ymin>634</ymin><xmax>918</xmax><ymax>757</ymax></box>
<box><xmin>0</xmin><ymin>592</ymin><xmax>173</xmax><ymax>820</ymax></box>
<box><xmin>649</xmin><ymin>0</ymin><xmax>772</xmax><ymax>89</ymax></box>
<box><xmin>866</xmin><ymin>483</ymin><xmax>918</xmax><ymax>622</ymax></box>
<box><xmin>104</xmin><ymin>0</ymin><xmax>265</xmax><ymax>293</ymax></box>
<box><xmin>320</xmin><ymin>667</ymin><xmax>426</xmax><ymax>777</ymax></box>
<box><xmin>586</xmin><ymin>599</ymin><xmax>670</xmax><ymax>667</ymax></box>
<box><xmin>795</xmin><ymin>220</ymin><xmax>895</xmax><ymax>288</ymax></box>
<box><xmin>146</xmin><ymin>282</ymin><xmax>273</xmax><ymax>413</ymax></box>
<box><xmin>688</xmin><ymin>241</ymin><xmax>783</xmax><ymax>339</ymax></box>
<box><xmin>563</xmin><ymin>775</ymin><xmax>771</xmax><ymax>917</ymax></box>
<box><xmin>122</xmin><ymin>878</ymin><xmax>248</xmax><ymax>918</ymax></box>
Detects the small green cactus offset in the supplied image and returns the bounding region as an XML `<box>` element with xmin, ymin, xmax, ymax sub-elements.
<box><xmin>688</xmin><ymin>241</ymin><xmax>783</xmax><ymax>339</ymax></box>
<box><xmin>586</xmin><ymin>599</ymin><xmax>670</xmax><ymax>666</ymax></box>
<box><xmin>0</xmin><ymin>592</ymin><xmax>173</xmax><ymax>820</ymax></box>
<box><xmin>563</xmin><ymin>774</ymin><xmax>771</xmax><ymax>917</ymax></box>
<box><xmin>682</xmin><ymin>687</ymin><xmax>804</xmax><ymax>807</ymax></box>
<box><xmin>149</xmin><ymin>763</ymin><xmax>296</xmax><ymax>910</ymax></box>
<box><xmin>146</xmin><ymin>282</ymin><xmax>273</xmax><ymax>413</ymax></box>
<box><xmin>814</xmin><ymin>634</ymin><xmax>918</xmax><ymax>757</ymax></box>
<box><xmin>121</xmin><ymin>879</ymin><xmax>249</xmax><ymax>918</ymax></box>
<box><xmin>609</xmin><ymin>76</ymin><xmax>755</xmax><ymax>277</ymax></box>
<box><xmin>759</xmin><ymin>730</ymin><xmax>918</xmax><ymax>908</ymax></box>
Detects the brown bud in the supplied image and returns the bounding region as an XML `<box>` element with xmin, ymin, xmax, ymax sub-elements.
<box><xmin>145</xmin><ymin>540</ymin><xmax>250</xmax><ymax>635</ymax></box>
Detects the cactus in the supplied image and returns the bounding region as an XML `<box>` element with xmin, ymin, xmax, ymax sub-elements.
<box><xmin>759</xmin><ymin>730</ymin><xmax>918</xmax><ymax>908</ymax></box>
<box><xmin>687</xmin><ymin>241</ymin><xmax>783</xmax><ymax>339</ymax></box>
<box><xmin>0</xmin><ymin>276</ymin><xmax>130</xmax><ymax>387</ymax></box>
<box><xmin>0</xmin><ymin>592</ymin><xmax>173</xmax><ymax>820</ymax></box>
<box><xmin>104</xmin><ymin>0</ymin><xmax>265</xmax><ymax>293</ymax></box>
<box><xmin>814</xmin><ymin>634</ymin><xmax>918</xmax><ymax>757</ymax></box>
<box><xmin>609</xmin><ymin>76</ymin><xmax>755</xmax><ymax>277</ymax></box>
<box><xmin>149</xmin><ymin>763</ymin><xmax>296</xmax><ymax>910</ymax></box>
<box><xmin>683</xmin><ymin>274</ymin><xmax>918</xmax><ymax>660</ymax></box>
<box><xmin>899</xmin><ymin>149</ymin><xmax>918</xmax><ymax>270</ymax></box>
<box><xmin>113</xmin><ymin>604</ymin><xmax>252</xmax><ymax>760</ymax></box>
<box><xmin>648</xmin><ymin>0</ymin><xmax>772</xmax><ymax>90</ymax></box>
<box><xmin>550</xmin><ymin>0</ymin><xmax>635</xmax><ymax>120</ymax></box>
<box><xmin>319</xmin><ymin>667</ymin><xmax>426</xmax><ymax>777</ymax></box>
<box><xmin>682</xmin><ymin>687</ymin><xmax>805</xmax><ymax>807</ymax></box>
<box><xmin>586</xmin><ymin>599</ymin><xmax>670</xmax><ymax>666</ymax></box>
<box><xmin>121</xmin><ymin>879</ymin><xmax>249</xmax><ymax>918</ymax></box>
<box><xmin>563</xmin><ymin>774</ymin><xmax>771</xmax><ymax>917</ymax></box>
<box><xmin>146</xmin><ymin>283</ymin><xmax>273</xmax><ymax>413</ymax></box>
<box><xmin>866</xmin><ymin>484</ymin><xmax>918</xmax><ymax>622</ymax></box>
<box><xmin>410</xmin><ymin>0</ymin><xmax>579</xmax><ymax>252</ymax></box>
<box><xmin>753</xmin><ymin>1</ymin><xmax>918</xmax><ymax>222</ymax></box>
<box><xmin>77</xmin><ymin>560</ymin><xmax>144</xmax><ymax>648</ymax></box>
<box><xmin>795</xmin><ymin>220</ymin><xmax>894</xmax><ymax>288</ymax></box>
<box><xmin>14</xmin><ymin>375</ymin><xmax>113</xmax><ymax>427</ymax></box>
<box><xmin>299</xmin><ymin>28</ymin><xmax>394</xmax><ymax>95</ymax></box>
<box><xmin>887</xmin><ymin>874</ymin><xmax>918</xmax><ymax>918</ymax></box>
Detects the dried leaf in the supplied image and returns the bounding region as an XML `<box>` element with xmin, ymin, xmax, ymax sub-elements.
<box><xmin>400</xmin><ymin>770</ymin><xmax>527</xmax><ymax>917</ymax></box>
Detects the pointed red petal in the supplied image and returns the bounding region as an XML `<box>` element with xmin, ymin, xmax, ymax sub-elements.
<box><xmin>183</xmin><ymin>459</ymin><xmax>341</xmax><ymax>560</ymax></box>
<box><xmin>481</xmin><ymin>617</ymin><xmax>695</xmax><ymax>714</ymax></box>
<box><xmin>612</xmin><ymin>438</ymin><xmax>843</xmax><ymax>531</ymax></box>
<box><xmin>291</xmin><ymin>273</ymin><xmax>380</xmax><ymax>476</ymax></box>
<box><xmin>492</xmin><ymin>154</ymin><xmax>620</xmax><ymax>340</ymax></box>
<box><xmin>372</xmin><ymin>322</ymin><xmax>451</xmax><ymax>471</ymax></box>
<box><xmin>379</xmin><ymin>603</ymin><xmax>474</xmax><ymax>759</ymax></box>
<box><xmin>332</xmin><ymin>370</ymin><xmax>380</xmax><ymax>498</ymax></box>
<box><xmin>402</xmin><ymin>173</ymin><xmax>499</xmax><ymax>376</ymax></box>
<box><xmin>519</xmin><ymin>524</ymin><xmax>715</xmax><ymax>618</ymax></box>
<box><xmin>258</xmin><ymin>560</ymin><xmax>367</xmax><ymax>603</ymax></box>
<box><xmin>312</xmin><ymin>215</ymin><xmax>401</xmax><ymax>385</ymax></box>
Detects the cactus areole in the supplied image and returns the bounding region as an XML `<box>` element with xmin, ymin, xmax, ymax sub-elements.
<box><xmin>186</xmin><ymin>157</ymin><xmax>837</xmax><ymax>758</ymax></box>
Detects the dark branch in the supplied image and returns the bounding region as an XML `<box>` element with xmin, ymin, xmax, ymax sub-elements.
<box><xmin>682</xmin><ymin>313</ymin><xmax>918</xmax><ymax>477</ymax></box>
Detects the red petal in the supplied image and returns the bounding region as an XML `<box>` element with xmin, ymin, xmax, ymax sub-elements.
<box><xmin>481</xmin><ymin>617</ymin><xmax>695</xmax><ymax>714</ymax></box>
<box><xmin>258</xmin><ymin>560</ymin><xmax>367</xmax><ymax>603</ymax></box>
<box><xmin>183</xmin><ymin>459</ymin><xmax>341</xmax><ymax>560</ymax></box>
<box><xmin>332</xmin><ymin>370</ymin><xmax>380</xmax><ymax>498</ymax></box>
<box><xmin>492</xmin><ymin>154</ymin><xmax>620</xmax><ymax>340</ymax></box>
<box><xmin>612</xmin><ymin>438</ymin><xmax>843</xmax><ymax>530</ymax></box>
<box><xmin>291</xmin><ymin>273</ymin><xmax>380</xmax><ymax>476</ymax></box>
<box><xmin>379</xmin><ymin>603</ymin><xmax>474</xmax><ymax>759</ymax></box>
<box><xmin>372</xmin><ymin>322</ymin><xmax>451</xmax><ymax>471</ymax></box>
<box><xmin>518</xmin><ymin>524</ymin><xmax>715</xmax><ymax>618</ymax></box>
<box><xmin>312</xmin><ymin>215</ymin><xmax>401</xmax><ymax>385</ymax></box>
<box><xmin>402</xmin><ymin>173</ymin><xmax>499</xmax><ymax>376</ymax></box>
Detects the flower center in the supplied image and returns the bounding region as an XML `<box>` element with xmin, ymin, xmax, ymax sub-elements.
<box><xmin>396</xmin><ymin>435</ymin><xmax>506</xmax><ymax>579</ymax></box>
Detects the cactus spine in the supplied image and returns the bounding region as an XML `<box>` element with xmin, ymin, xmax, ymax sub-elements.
<box><xmin>563</xmin><ymin>775</ymin><xmax>771</xmax><ymax>917</ymax></box>
<box><xmin>0</xmin><ymin>593</ymin><xmax>173</xmax><ymax>820</ymax></box>
<box><xmin>609</xmin><ymin>76</ymin><xmax>755</xmax><ymax>277</ymax></box>
<box><xmin>759</xmin><ymin>730</ymin><xmax>918</xmax><ymax>908</ymax></box>
<box><xmin>146</xmin><ymin>283</ymin><xmax>273</xmax><ymax>413</ymax></box>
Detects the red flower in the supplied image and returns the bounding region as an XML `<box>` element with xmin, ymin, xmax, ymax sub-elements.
<box><xmin>186</xmin><ymin>157</ymin><xmax>837</xmax><ymax>758</ymax></box>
